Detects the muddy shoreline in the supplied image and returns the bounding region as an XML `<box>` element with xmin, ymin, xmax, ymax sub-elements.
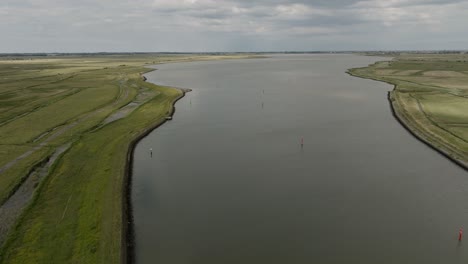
<box><xmin>0</xmin><ymin>143</ymin><xmax>71</xmax><ymax>247</ymax></box>
<box><xmin>121</xmin><ymin>75</ymin><xmax>189</xmax><ymax>264</ymax></box>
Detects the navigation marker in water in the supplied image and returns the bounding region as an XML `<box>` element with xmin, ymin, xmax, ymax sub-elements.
<box><xmin>150</xmin><ymin>148</ymin><xmax>153</xmax><ymax>157</ymax></box>
<box><xmin>301</xmin><ymin>137</ymin><xmax>304</xmax><ymax>148</ymax></box>
<box><xmin>459</xmin><ymin>227</ymin><xmax>463</xmax><ymax>241</ymax></box>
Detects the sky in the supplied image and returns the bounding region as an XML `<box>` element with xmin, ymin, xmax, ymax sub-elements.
<box><xmin>1</xmin><ymin>0</ymin><xmax>468</xmax><ymax>52</ymax></box>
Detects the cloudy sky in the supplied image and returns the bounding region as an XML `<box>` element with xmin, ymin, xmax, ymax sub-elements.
<box><xmin>1</xmin><ymin>0</ymin><xmax>468</xmax><ymax>52</ymax></box>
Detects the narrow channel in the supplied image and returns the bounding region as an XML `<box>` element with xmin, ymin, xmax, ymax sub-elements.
<box><xmin>132</xmin><ymin>54</ymin><xmax>468</xmax><ymax>264</ymax></box>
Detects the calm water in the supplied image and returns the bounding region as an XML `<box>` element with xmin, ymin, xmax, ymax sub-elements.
<box><xmin>132</xmin><ymin>55</ymin><xmax>468</xmax><ymax>264</ymax></box>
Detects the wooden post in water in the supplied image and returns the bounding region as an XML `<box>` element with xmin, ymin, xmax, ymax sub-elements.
<box><xmin>150</xmin><ymin>148</ymin><xmax>153</xmax><ymax>157</ymax></box>
<box><xmin>301</xmin><ymin>137</ymin><xmax>304</xmax><ymax>148</ymax></box>
<box><xmin>459</xmin><ymin>227</ymin><xmax>463</xmax><ymax>241</ymax></box>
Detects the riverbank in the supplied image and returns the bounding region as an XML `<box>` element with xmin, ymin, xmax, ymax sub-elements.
<box><xmin>387</xmin><ymin>91</ymin><xmax>468</xmax><ymax>170</ymax></box>
<box><xmin>348</xmin><ymin>54</ymin><xmax>468</xmax><ymax>170</ymax></box>
<box><xmin>122</xmin><ymin>85</ymin><xmax>190</xmax><ymax>264</ymax></box>
<box><xmin>0</xmin><ymin>54</ymin><xmax>257</xmax><ymax>263</ymax></box>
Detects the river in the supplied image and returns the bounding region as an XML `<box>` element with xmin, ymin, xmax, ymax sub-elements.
<box><xmin>132</xmin><ymin>54</ymin><xmax>468</xmax><ymax>264</ymax></box>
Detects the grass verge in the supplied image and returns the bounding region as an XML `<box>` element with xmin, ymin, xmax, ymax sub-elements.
<box><xmin>0</xmin><ymin>54</ymin><xmax>258</xmax><ymax>263</ymax></box>
<box><xmin>348</xmin><ymin>53</ymin><xmax>468</xmax><ymax>167</ymax></box>
<box><xmin>0</xmin><ymin>83</ymin><xmax>181</xmax><ymax>263</ymax></box>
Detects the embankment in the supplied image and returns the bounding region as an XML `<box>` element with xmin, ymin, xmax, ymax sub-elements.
<box><xmin>347</xmin><ymin>69</ymin><xmax>468</xmax><ymax>171</ymax></box>
<box><xmin>121</xmin><ymin>77</ymin><xmax>190</xmax><ymax>264</ymax></box>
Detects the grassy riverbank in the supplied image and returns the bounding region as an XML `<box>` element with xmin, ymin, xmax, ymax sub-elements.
<box><xmin>0</xmin><ymin>54</ymin><xmax>256</xmax><ymax>263</ymax></box>
<box><xmin>349</xmin><ymin>54</ymin><xmax>468</xmax><ymax>166</ymax></box>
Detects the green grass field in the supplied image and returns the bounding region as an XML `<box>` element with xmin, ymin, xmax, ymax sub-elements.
<box><xmin>349</xmin><ymin>53</ymin><xmax>468</xmax><ymax>164</ymax></box>
<box><xmin>0</xmin><ymin>54</ymin><xmax>255</xmax><ymax>263</ymax></box>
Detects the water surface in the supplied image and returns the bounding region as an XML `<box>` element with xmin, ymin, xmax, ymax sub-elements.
<box><xmin>132</xmin><ymin>55</ymin><xmax>468</xmax><ymax>264</ymax></box>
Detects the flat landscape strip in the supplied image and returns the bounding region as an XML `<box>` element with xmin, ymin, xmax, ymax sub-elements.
<box><xmin>0</xmin><ymin>82</ymin><xmax>181</xmax><ymax>263</ymax></box>
<box><xmin>348</xmin><ymin>54</ymin><xmax>468</xmax><ymax>169</ymax></box>
<box><xmin>0</xmin><ymin>54</ymin><xmax>259</xmax><ymax>263</ymax></box>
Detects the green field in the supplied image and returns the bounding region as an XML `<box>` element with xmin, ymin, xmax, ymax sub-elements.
<box><xmin>0</xmin><ymin>54</ymin><xmax>255</xmax><ymax>263</ymax></box>
<box><xmin>349</xmin><ymin>53</ymin><xmax>468</xmax><ymax>165</ymax></box>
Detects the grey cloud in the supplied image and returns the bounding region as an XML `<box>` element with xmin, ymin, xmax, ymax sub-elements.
<box><xmin>1</xmin><ymin>0</ymin><xmax>468</xmax><ymax>52</ymax></box>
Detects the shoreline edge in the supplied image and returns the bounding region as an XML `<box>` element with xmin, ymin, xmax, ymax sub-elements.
<box><xmin>121</xmin><ymin>71</ymin><xmax>189</xmax><ymax>264</ymax></box>
<box><xmin>346</xmin><ymin>69</ymin><xmax>468</xmax><ymax>172</ymax></box>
